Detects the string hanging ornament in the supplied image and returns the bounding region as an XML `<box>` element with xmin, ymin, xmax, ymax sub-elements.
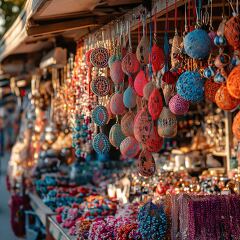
<box><xmin>148</xmin><ymin>88</ymin><xmax>163</xmax><ymax>120</ymax></box>
<box><xmin>169</xmin><ymin>94</ymin><xmax>190</xmax><ymax>115</ymax></box>
<box><xmin>232</xmin><ymin>111</ymin><xmax>240</xmax><ymax>140</ymax></box>
<box><xmin>93</xmin><ymin>132</ymin><xmax>111</xmax><ymax>154</ymax></box>
<box><xmin>123</xmin><ymin>77</ymin><xmax>137</xmax><ymax>109</ymax></box>
<box><xmin>143</xmin><ymin>127</ymin><xmax>163</xmax><ymax>153</ymax></box>
<box><xmin>109</xmin><ymin>122</ymin><xmax>126</xmax><ymax>149</ymax></box>
<box><xmin>121</xmin><ymin>111</ymin><xmax>135</xmax><ymax>137</ymax></box>
<box><xmin>120</xmin><ymin>136</ymin><xmax>140</xmax><ymax>158</ymax></box>
<box><xmin>227</xmin><ymin>63</ymin><xmax>240</xmax><ymax>99</ymax></box>
<box><xmin>208</xmin><ymin>0</ymin><xmax>217</xmax><ymax>50</ymax></box>
<box><xmin>134</xmin><ymin>69</ymin><xmax>148</xmax><ymax>97</ymax></box>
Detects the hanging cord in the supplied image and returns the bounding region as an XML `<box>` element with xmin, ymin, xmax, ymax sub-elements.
<box><xmin>192</xmin><ymin>0</ymin><xmax>197</xmax><ymax>24</ymax></box>
<box><xmin>154</xmin><ymin>9</ymin><xmax>157</xmax><ymax>41</ymax></box>
<box><xmin>128</xmin><ymin>20</ymin><xmax>132</xmax><ymax>51</ymax></box>
<box><xmin>209</xmin><ymin>0</ymin><xmax>213</xmax><ymax>30</ymax></box>
<box><xmin>184</xmin><ymin>0</ymin><xmax>188</xmax><ymax>33</ymax></box>
<box><xmin>195</xmin><ymin>0</ymin><xmax>202</xmax><ymax>26</ymax></box>
<box><xmin>188</xmin><ymin>0</ymin><xmax>191</xmax><ymax>30</ymax></box>
<box><xmin>174</xmin><ymin>0</ymin><xmax>178</xmax><ymax>33</ymax></box>
<box><xmin>164</xmin><ymin>0</ymin><xmax>170</xmax><ymax>71</ymax></box>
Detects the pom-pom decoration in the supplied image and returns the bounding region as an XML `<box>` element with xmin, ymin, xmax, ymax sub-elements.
<box><xmin>184</xmin><ymin>29</ymin><xmax>211</xmax><ymax>59</ymax></box>
<box><xmin>227</xmin><ymin>65</ymin><xmax>240</xmax><ymax>99</ymax></box>
<box><xmin>148</xmin><ymin>88</ymin><xmax>163</xmax><ymax>120</ymax></box>
<box><xmin>158</xmin><ymin>106</ymin><xmax>177</xmax><ymax>138</ymax></box>
<box><xmin>215</xmin><ymin>85</ymin><xmax>240</xmax><ymax>110</ymax></box>
<box><xmin>109</xmin><ymin>123</ymin><xmax>126</xmax><ymax>149</ymax></box>
<box><xmin>134</xmin><ymin>70</ymin><xmax>148</xmax><ymax>97</ymax></box>
<box><xmin>169</xmin><ymin>94</ymin><xmax>189</xmax><ymax>115</ymax></box>
<box><xmin>136</xmin><ymin>36</ymin><xmax>149</xmax><ymax>65</ymax></box>
<box><xmin>122</xmin><ymin>52</ymin><xmax>140</xmax><ymax>76</ymax></box>
<box><xmin>151</xmin><ymin>44</ymin><xmax>165</xmax><ymax>73</ymax></box>
<box><xmin>137</xmin><ymin>150</ymin><xmax>156</xmax><ymax>177</ymax></box>
<box><xmin>110</xmin><ymin>60</ymin><xmax>124</xmax><ymax>85</ymax></box>
<box><xmin>92</xmin><ymin>105</ymin><xmax>109</xmax><ymax>126</ymax></box>
<box><xmin>120</xmin><ymin>136</ymin><xmax>140</xmax><ymax>158</ymax></box>
<box><xmin>123</xmin><ymin>85</ymin><xmax>137</xmax><ymax>109</ymax></box>
<box><xmin>110</xmin><ymin>93</ymin><xmax>126</xmax><ymax>115</ymax></box>
<box><xmin>121</xmin><ymin>111</ymin><xmax>135</xmax><ymax>137</ymax></box>
<box><xmin>176</xmin><ymin>71</ymin><xmax>205</xmax><ymax>102</ymax></box>
<box><xmin>143</xmin><ymin>82</ymin><xmax>155</xmax><ymax>100</ymax></box>
<box><xmin>232</xmin><ymin>111</ymin><xmax>240</xmax><ymax>141</ymax></box>
<box><xmin>90</xmin><ymin>47</ymin><xmax>109</xmax><ymax>68</ymax></box>
<box><xmin>93</xmin><ymin>133</ymin><xmax>110</xmax><ymax>154</ymax></box>
<box><xmin>143</xmin><ymin>127</ymin><xmax>163</xmax><ymax>153</ymax></box>
<box><xmin>85</xmin><ymin>49</ymin><xmax>93</xmax><ymax>67</ymax></box>
<box><xmin>204</xmin><ymin>79</ymin><xmax>221</xmax><ymax>103</ymax></box>
<box><xmin>91</xmin><ymin>76</ymin><xmax>111</xmax><ymax>97</ymax></box>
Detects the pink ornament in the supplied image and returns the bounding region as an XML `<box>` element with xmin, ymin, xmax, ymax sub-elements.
<box><xmin>121</xmin><ymin>52</ymin><xmax>140</xmax><ymax>76</ymax></box>
<box><xmin>143</xmin><ymin>127</ymin><xmax>163</xmax><ymax>153</ymax></box>
<box><xmin>120</xmin><ymin>137</ymin><xmax>140</xmax><ymax>158</ymax></box>
<box><xmin>148</xmin><ymin>88</ymin><xmax>163</xmax><ymax>120</ymax></box>
<box><xmin>110</xmin><ymin>93</ymin><xmax>126</xmax><ymax>115</ymax></box>
<box><xmin>169</xmin><ymin>94</ymin><xmax>190</xmax><ymax>115</ymax></box>
<box><xmin>134</xmin><ymin>70</ymin><xmax>148</xmax><ymax>97</ymax></box>
<box><xmin>110</xmin><ymin>60</ymin><xmax>124</xmax><ymax>84</ymax></box>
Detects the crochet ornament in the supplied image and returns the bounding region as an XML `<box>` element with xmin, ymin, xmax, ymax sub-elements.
<box><xmin>120</xmin><ymin>136</ymin><xmax>140</xmax><ymax>158</ymax></box>
<box><xmin>233</xmin><ymin>111</ymin><xmax>240</xmax><ymax>140</ymax></box>
<box><xmin>204</xmin><ymin>80</ymin><xmax>221</xmax><ymax>103</ymax></box>
<box><xmin>121</xmin><ymin>111</ymin><xmax>135</xmax><ymax>137</ymax></box>
<box><xmin>227</xmin><ymin>65</ymin><xmax>240</xmax><ymax>99</ymax></box>
<box><xmin>169</xmin><ymin>94</ymin><xmax>189</xmax><ymax>115</ymax></box>
<box><xmin>143</xmin><ymin>127</ymin><xmax>163</xmax><ymax>153</ymax></box>
<box><xmin>122</xmin><ymin>52</ymin><xmax>140</xmax><ymax>76</ymax></box>
<box><xmin>143</xmin><ymin>82</ymin><xmax>155</xmax><ymax>100</ymax></box>
<box><xmin>171</xmin><ymin>33</ymin><xmax>183</xmax><ymax>68</ymax></box>
<box><xmin>109</xmin><ymin>123</ymin><xmax>126</xmax><ymax>149</ymax></box>
<box><xmin>148</xmin><ymin>88</ymin><xmax>163</xmax><ymax>120</ymax></box>
<box><xmin>151</xmin><ymin>44</ymin><xmax>165</xmax><ymax>73</ymax></box>
<box><xmin>110</xmin><ymin>93</ymin><xmax>126</xmax><ymax>115</ymax></box>
<box><xmin>176</xmin><ymin>71</ymin><xmax>205</xmax><ymax>102</ymax></box>
<box><xmin>134</xmin><ymin>70</ymin><xmax>148</xmax><ymax>97</ymax></box>
<box><xmin>215</xmin><ymin>85</ymin><xmax>240</xmax><ymax>110</ymax></box>
<box><xmin>91</xmin><ymin>76</ymin><xmax>111</xmax><ymax>97</ymax></box>
<box><xmin>123</xmin><ymin>84</ymin><xmax>137</xmax><ymax>109</ymax></box>
<box><xmin>158</xmin><ymin>106</ymin><xmax>177</xmax><ymax>138</ymax></box>
<box><xmin>110</xmin><ymin>60</ymin><xmax>124</xmax><ymax>85</ymax></box>
<box><xmin>184</xmin><ymin>29</ymin><xmax>211</xmax><ymax>59</ymax></box>
<box><xmin>137</xmin><ymin>150</ymin><xmax>156</xmax><ymax>177</ymax></box>
<box><xmin>108</xmin><ymin>54</ymin><xmax>121</xmax><ymax>68</ymax></box>
<box><xmin>93</xmin><ymin>133</ymin><xmax>110</xmax><ymax>154</ymax></box>
<box><xmin>136</xmin><ymin>35</ymin><xmax>149</xmax><ymax>65</ymax></box>
<box><xmin>92</xmin><ymin>105</ymin><xmax>109</xmax><ymax>126</ymax></box>
<box><xmin>90</xmin><ymin>47</ymin><xmax>109</xmax><ymax>68</ymax></box>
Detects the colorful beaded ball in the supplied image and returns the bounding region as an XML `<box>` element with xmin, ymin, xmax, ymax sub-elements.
<box><xmin>143</xmin><ymin>127</ymin><xmax>163</xmax><ymax>153</ymax></box>
<box><xmin>184</xmin><ymin>29</ymin><xmax>211</xmax><ymax>59</ymax></box>
<box><xmin>215</xmin><ymin>85</ymin><xmax>240</xmax><ymax>110</ymax></box>
<box><xmin>123</xmin><ymin>86</ymin><xmax>137</xmax><ymax>109</ymax></box>
<box><xmin>121</xmin><ymin>52</ymin><xmax>140</xmax><ymax>76</ymax></box>
<box><xmin>134</xmin><ymin>70</ymin><xmax>148</xmax><ymax>97</ymax></box>
<box><xmin>109</xmin><ymin>123</ymin><xmax>126</xmax><ymax>149</ymax></box>
<box><xmin>138</xmin><ymin>202</ymin><xmax>167</xmax><ymax>240</ymax></box>
<box><xmin>110</xmin><ymin>60</ymin><xmax>124</xmax><ymax>85</ymax></box>
<box><xmin>120</xmin><ymin>136</ymin><xmax>140</xmax><ymax>158</ymax></box>
<box><xmin>227</xmin><ymin>65</ymin><xmax>240</xmax><ymax>99</ymax></box>
<box><xmin>93</xmin><ymin>133</ymin><xmax>110</xmax><ymax>154</ymax></box>
<box><xmin>136</xmin><ymin>36</ymin><xmax>149</xmax><ymax>65</ymax></box>
<box><xmin>151</xmin><ymin>44</ymin><xmax>165</xmax><ymax>73</ymax></box>
<box><xmin>91</xmin><ymin>76</ymin><xmax>111</xmax><ymax>97</ymax></box>
<box><xmin>85</xmin><ymin>49</ymin><xmax>93</xmax><ymax>67</ymax></box>
<box><xmin>121</xmin><ymin>111</ymin><xmax>135</xmax><ymax>137</ymax></box>
<box><xmin>92</xmin><ymin>105</ymin><xmax>109</xmax><ymax>126</ymax></box>
<box><xmin>137</xmin><ymin>150</ymin><xmax>156</xmax><ymax>177</ymax></box>
<box><xmin>232</xmin><ymin>111</ymin><xmax>240</xmax><ymax>141</ymax></box>
<box><xmin>143</xmin><ymin>82</ymin><xmax>155</xmax><ymax>100</ymax></box>
<box><xmin>90</xmin><ymin>47</ymin><xmax>109</xmax><ymax>68</ymax></box>
<box><xmin>176</xmin><ymin>71</ymin><xmax>205</xmax><ymax>102</ymax></box>
<box><xmin>204</xmin><ymin>79</ymin><xmax>221</xmax><ymax>103</ymax></box>
<box><xmin>169</xmin><ymin>94</ymin><xmax>189</xmax><ymax>115</ymax></box>
<box><xmin>110</xmin><ymin>93</ymin><xmax>126</xmax><ymax>115</ymax></box>
<box><xmin>148</xmin><ymin>88</ymin><xmax>163</xmax><ymax>120</ymax></box>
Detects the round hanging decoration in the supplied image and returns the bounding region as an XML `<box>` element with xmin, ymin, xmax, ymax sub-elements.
<box><xmin>123</xmin><ymin>86</ymin><xmax>137</xmax><ymax>109</ymax></box>
<box><xmin>93</xmin><ymin>133</ymin><xmax>110</xmax><ymax>154</ymax></box>
<box><xmin>169</xmin><ymin>94</ymin><xmax>189</xmax><ymax>115</ymax></box>
<box><xmin>121</xmin><ymin>111</ymin><xmax>135</xmax><ymax>137</ymax></box>
<box><xmin>171</xmin><ymin>34</ymin><xmax>183</xmax><ymax>69</ymax></box>
<box><xmin>214</xmin><ymin>72</ymin><xmax>226</xmax><ymax>83</ymax></box>
<box><xmin>134</xmin><ymin>70</ymin><xmax>148</xmax><ymax>97</ymax></box>
<box><xmin>91</xmin><ymin>76</ymin><xmax>111</xmax><ymax>97</ymax></box>
<box><xmin>121</xmin><ymin>52</ymin><xmax>140</xmax><ymax>76</ymax></box>
<box><xmin>151</xmin><ymin>44</ymin><xmax>165</xmax><ymax>73</ymax></box>
<box><xmin>108</xmin><ymin>54</ymin><xmax>121</xmax><ymax>68</ymax></box>
<box><xmin>143</xmin><ymin>127</ymin><xmax>163</xmax><ymax>153</ymax></box>
<box><xmin>143</xmin><ymin>82</ymin><xmax>155</xmax><ymax>100</ymax></box>
<box><xmin>85</xmin><ymin>49</ymin><xmax>93</xmax><ymax>67</ymax></box>
<box><xmin>120</xmin><ymin>136</ymin><xmax>140</xmax><ymax>158</ymax></box>
<box><xmin>176</xmin><ymin>71</ymin><xmax>205</xmax><ymax>102</ymax></box>
<box><xmin>204</xmin><ymin>79</ymin><xmax>221</xmax><ymax>103</ymax></box>
<box><xmin>162</xmin><ymin>71</ymin><xmax>177</xmax><ymax>84</ymax></box>
<box><xmin>90</xmin><ymin>47</ymin><xmax>109</xmax><ymax>68</ymax></box>
<box><xmin>215</xmin><ymin>85</ymin><xmax>240</xmax><ymax>110</ymax></box>
<box><xmin>214</xmin><ymin>35</ymin><xmax>227</xmax><ymax>47</ymax></box>
<box><xmin>92</xmin><ymin>105</ymin><xmax>109</xmax><ymax>126</ymax></box>
<box><xmin>224</xmin><ymin>16</ymin><xmax>240</xmax><ymax>50</ymax></box>
<box><xmin>184</xmin><ymin>29</ymin><xmax>211</xmax><ymax>59</ymax></box>
<box><xmin>208</xmin><ymin>31</ymin><xmax>217</xmax><ymax>49</ymax></box>
<box><xmin>232</xmin><ymin>111</ymin><xmax>240</xmax><ymax>140</ymax></box>
<box><xmin>109</xmin><ymin>123</ymin><xmax>126</xmax><ymax>149</ymax></box>
<box><xmin>110</xmin><ymin>60</ymin><xmax>124</xmax><ymax>85</ymax></box>
<box><xmin>136</xmin><ymin>36</ymin><xmax>149</xmax><ymax>65</ymax></box>
<box><xmin>148</xmin><ymin>88</ymin><xmax>163</xmax><ymax>120</ymax></box>
<box><xmin>134</xmin><ymin>107</ymin><xmax>154</xmax><ymax>144</ymax></box>
<box><xmin>110</xmin><ymin>92</ymin><xmax>126</xmax><ymax>115</ymax></box>
<box><xmin>227</xmin><ymin>65</ymin><xmax>240</xmax><ymax>99</ymax></box>
<box><xmin>214</xmin><ymin>53</ymin><xmax>230</xmax><ymax>69</ymax></box>
<box><xmin>137</xmin><ymin>150</ymin><xmax>156</xmax><ymax>177</ymax></box>
<box><xmin>203</xmin><ymin>66</ymin><xmax>216</xmax><ymax>78</ymax></box>
<box><xmin>157</xmin><ymin>106</ymin><xmax>177</xmax><ymax>138</ymax></box>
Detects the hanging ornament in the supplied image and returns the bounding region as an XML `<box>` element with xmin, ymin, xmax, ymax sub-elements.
<box><xmin>109</xmin><ymin>123</ymin><xmax>126</xmax><ymax>149</ymax></box>
<box><xmin>143</xmin><ymin>82</ymin><xmax>155</xmax><ymax>100</ymax></box>
<box><xmin>176</xmin><ymin>71</ymin><xmax>205</xmax><ymax>102</ymax></box>
<box><xmin>93</xmin><ymin>133</ymin><xmax>110</xmax><ymax>154</ymax></box>
<box><xmin>106</xmin><ymin>102</ymin><xmax>114</xmax><ymax>121</ymax></box>
<box><xmin>110</xmin><ymin>92</ymin><xmax>126</xmax><ymax>115</ymax></box>
<box><xmin>214</xmin><ymin>53</ymin><xmax>230</xmax><ymax>69</ymax></box>
<box><xmin>227</xmin><ymin>65</ymin><xmax>240</xmax><ymax>99</ymax></box>
<box><xmin>110</xmin><ymin>60</ymin><xmax>124</xmax><ymax>85</ymax></box>
<box><xmin>208</xmin><ymin>31</ymin><xmax>217</xmax><ymax>49</ymax></box>
<box><xmin>215</xmin><ymin>85</ymin><xmax>240</xmax><ymax>110</ymax></box>
<box><xmin>169</xmin><ymin>94</ymin><xmax>189</xmax><ymax>115</ymax></box>
<box><xmin>85</xmin><ymin>49</ymin><xmax>93</xmax><ymax>67</ymax></box>
<box><xmin>90</xmin><ymin>47</ymin><xmax>109</xmax><ymax>68</ymax></box>
<box><xmin>92</xmin><ymin>105</ymin><xmax>109</xmax><ymax>126</ymax></box>
<box><xmin>204</xmin><ymin>79</ymin><xmax>221</xmax><ymax>103</ymax></box>
<box><xmin>121</xmin><ymin>53</ymin><xmax>140</xmax><ymax>76</ymax></box>
<box><xmin>121</xmin><ymin>111</ymin><xmax>135</xmax><ymax>137</ymax></box>
<box><xmin>137</xmin><ymin>150</ymin><xmax>156</xmax><ymax>177</ymax></box>
<box><xmin>143</xmin><ymin>127</ymin><xmax>163</xmax><ymax>153</ymax></box>
<box><xmin>123</xmin><ymin>77</ymin><xmax>137</xmax><ymax>109</ymax></box>
<box><xmin>214</xmin><ymin>72</ymin><xmax>226</xmax><ymax>83</ymax></box>
<box><xmin>232</xmin><ymin>111</ymin><xmax>240</xmax><ymax>140</ymax></box>
<box><xmin>134</xmin><ymin>70</ymin><xmax>148</xmax><ymax>97</ymax></box>
<box><xmin>148</xmin><ymin>88</ymin><xmax>163</xmax><ymax>120</ymax></box>
<box><xmin>108</xmin><ymin>55</ymin><xmax>121</xmax><ymax>68</ymax></box>
<box><xmin>152</xmin><ymin>44</ymin><xmax>165</xmax><ymax>73</ymax></box>
<box><xmin>157</xmin><ymin>106</ymin><xmax>177</xmax><ymax>138</ymax></box>
<box><xmin>120</xmin><ymin>136</ymin><xmax>140</xmax><ymax>158</ymax></box>
<box><xmin>171</xmin><ymin>32</ymin><xmax>183</xmax><ymax>69</ymax></box>
<box><xmin>162</xmin><ymin>71</ymin><xmax>177</xmax><ymax>84</ymax></box>
<box><xmin>203</xmin><ymin>66</ymin><xmax>216</xmax><ymax>78</ymax></box>
<box><xmin>91</xmin><ymin>76</ymin><xmax>111</xmax><ymax>97</ymax></box>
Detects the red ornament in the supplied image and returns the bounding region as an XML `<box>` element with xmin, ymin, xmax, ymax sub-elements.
<box><xmin>148</xmin><ymin>88</ymin><xmax>163</xmax><ymax>120</ymax></box>
<box><xmin>151</xmin><ymin>44</ymin><xmax>164</xmax><ymax>73</ymax></box>
<box><xmin>162</xmin><ymin>71</ymin><xmax>177</xmax><ymax>84</ymax></box>
<box><xmin>134</xmin><ymin>70</ymin><xmax>148</xmax><ymax>97</ymax></box>
<box><xmin>121</xmin><ymin>52</ymin><xmax>140</xmax><ymax>76</ymax></box>
<box><xmin>110</xmin><ymin>60</ymin><xmax>124</xmax><ymax>85</ymax></box>
<box><xmin>204</xmin><ymin>79</ymin><xmax>221</xmax><ymax>103</ymax></box>
<box><xmin>143</xmin><ymin>127</ymin><xmax>163</xmax><ymax>153</ymax></box>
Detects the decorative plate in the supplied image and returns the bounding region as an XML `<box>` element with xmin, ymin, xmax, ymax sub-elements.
<box><xmin>91</xmin><ymin>76</ymin><xmax>111</xmax><ymax>97</ymax></box>
<box><xmin>90</xmin><ymin>47</ymin><xmax>109</xmax><ymax>68</ymax></box>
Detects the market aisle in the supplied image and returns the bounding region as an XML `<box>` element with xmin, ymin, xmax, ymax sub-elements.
<box><xmin>0</xmin><ymin>153</ymin><xmax>20</xmax><ymax>240</ymax></box>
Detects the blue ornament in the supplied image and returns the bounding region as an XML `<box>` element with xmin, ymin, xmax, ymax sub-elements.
<box><xmin>176</xmin><ymin>71</ymin><xmax>205</xmax><ymax>102</ymax></box>
<box><xmin>214</xmin><ymin>35</ymin><xmax>226</xmax><ymax>47</ymax></box>
<box><xmin>231</xmin><ymin>55</ymin><xmax>240</xmax><ymax>66</ymax></box>
<box><xmin>93</xmin><ymin>133</ymin><xmax>110</xmax><ymax>154</ymax></box>
<box><xmin>184</xmin><ymin>29</ymin><xmax>211</xmax><ymax>59</ymax></box>
<box><xmin>203</xmin><ymin>66</ymin><xmax>215</xmax><ymax>78</ymax></box>
<box><xmin>75</xmin><ymin>148</ymin><xmax>81</xmax><ymax>157</ymax></box>
<box><xmin>214</xmin><ymin>72</ymin><xmax>226</xmax><ymax>83</ymax></box>
<box><xmin>92</xmin><ymin>105</ymin><xmax>108</xmax><ymax>126</ymax></box>
<box><xmin>123</xmin><ymin>86</ymin><xmax>137</xmax><ymax>109</ymax></box>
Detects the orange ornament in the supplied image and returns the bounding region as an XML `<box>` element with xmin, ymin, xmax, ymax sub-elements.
<box><xmin>204</xmin><ymin>79</ymin><xmax>221</xmax><ymax>103</ymax></box>
<box><xmin>232</xmin><ymin>111</ymin><xmax>240</xmax><ymax>140</ymax></box>
<box><xmin>215</xmin><ymin>85</ymin><xmax>240</xmax><ymax>110</ymax></box>
<box><xmin>227</xmin><ymin>65</ymin><xmax>240</xmax><ymax>99</ymax></box>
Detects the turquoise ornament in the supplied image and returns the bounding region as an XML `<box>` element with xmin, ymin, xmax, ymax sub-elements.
<box><xmin>123</xmin><ymin>86</ymin><xmax>137</xmax><ymax>109</ymax></box>
<box><xmin>109</xmin><ymin>123</ymin><xmax>125</xmax><ymax>149</ymax></box>
<box><xmin>92</xmin><ymin>105</ymin><xmax>108</xmax><ymax>126</ymax></box>
<box><xmin>214</xmin><ymin>72</ymin><xmax>226</xmax><ymax>83</ymax></box>
<box><xmin>203</xmin><ymin>66</ymin><xmax>216</xmax><ymax>78</ymax></box>
<box><xmin>93</xmin><ymin>133</ymin><xmax>110</xmax><ymax>154</ymax></box>
<box><xmin>214</xmin><ymin>35</ymin><xmax>227</xmax><ymax>47</ymax></box>
<box><xmin>184</xmin><ymin>29</ymin><xmax>211</xmax><ymax>59</ymax></box>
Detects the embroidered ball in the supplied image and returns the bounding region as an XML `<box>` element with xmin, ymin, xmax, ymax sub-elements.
<box><xmin>151</xmin><ymin>44</ymin><xmax>165</xmax><ymax>73</ymax></box>
<box><xmin>204</xmin><ymin>79</ymin><xmax>221</xmax><ymax>103</ymax></box>
<box><xmin>91</xmin><ymin>76</ymin><xmax>111</xmax><ymax>97</ymax></box>
<box><xmin>169</xmin><ymin>94</ymin><xmax>189</xmax><ymax>115</ymax></box>
<box><xmin>136</xmin><ymin>36</ymin><xmax>149</xmax><ymax>65</ymax></box>
<box><xmin>93</xmin><ymin>133</ymin><xmax>110</xmax><ymax>154</ymax></box>
<box><xmin>137</xmin><ymin>150</ymin><xmax>156</xmax><ymax>177</ymax></box>
<box><xmin>85</xmin><ymin>49</ymin><xmax>93</xmax><ymax>67</ymax></box>
<box><xmin>108</xmin><ymin>54</ymin><xmax>121</xmax><ymax>68</ymax></box>
<box><xmin>92</xmin><ymin>105</ymin><xmax>109</xmax><ymax>126</ymax></box>
<box><xmin>176</xmin><ymin>71</ymin><xmax>205</xmax><ymax>102</ymax></box>
<box><xmin>123</xmin><ymin>86</ymin><xmax>137</xmax><ymax>109</ymax></box>
<box><xmin>227</xmin><ymin>65</ymin><xmax>240</xmax><ymax>99</ymax></box>
<box><xmin>143</xmin><ymin>127</ymin><xmax>163</xmax><ymax>153</ymax></box>
<box><xmin>121</xmin><ymin>111</ymin><xmax>135</xmax><ymax>137</ymax></box>
<box><xmin>162</xmin><ymin>71</ymin><xmax>177</xmax><ymax>84</ymax></box>
<box><xmin>215</xmin><ymin>85</ymin><xmax>240</xmax><ymax>110</ymax></box>
<box><xmin>184</xmin><ymin>29</ymin><xmax>211</xmax><ymax>59</ymax></box>
<box><xmin>109</xmin><ymin>123</ymin><xmax>126</xmax><ymax>149</ymax></box>
<box><xmin>148</xmin><ymin>88</ymin><xmax>163</xmax><ymax>120</ymax></box>
<box><xmin>143</xmin><ymin>82</ymin><xmax>155</xmax><ymax>100</ymax></box>
<box><xmin>110</xmin><ymin>93</ymin><xmax>126</xmax><ymax>115</ymax></box>
<box><xmin>120</xmin><ymin>136</ymin><xmax>140</xmax><ymax>158</ymax></box>
<box><xmin>122</xmin><ymin>52</ymin><xmax>140</xmax><ymax>76</ymax></box>
<box><xmin>232</xmin><ymin>111</ymin><xmax>240</xmax><ymax>140</ymax></box>
<box><xmin>134</xmin><ymin>70</ymin><xmax>148</xmax><ymax>97</ymax></box>
<box><xmin>90</xmin><ymin>47</ymin><xmax>109</xmax><ymax>68</ymax></box>
<box><xmin>110</xmin><ymin>60</ymin><xmax>124</xmax><ymax>85</ymax></box>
